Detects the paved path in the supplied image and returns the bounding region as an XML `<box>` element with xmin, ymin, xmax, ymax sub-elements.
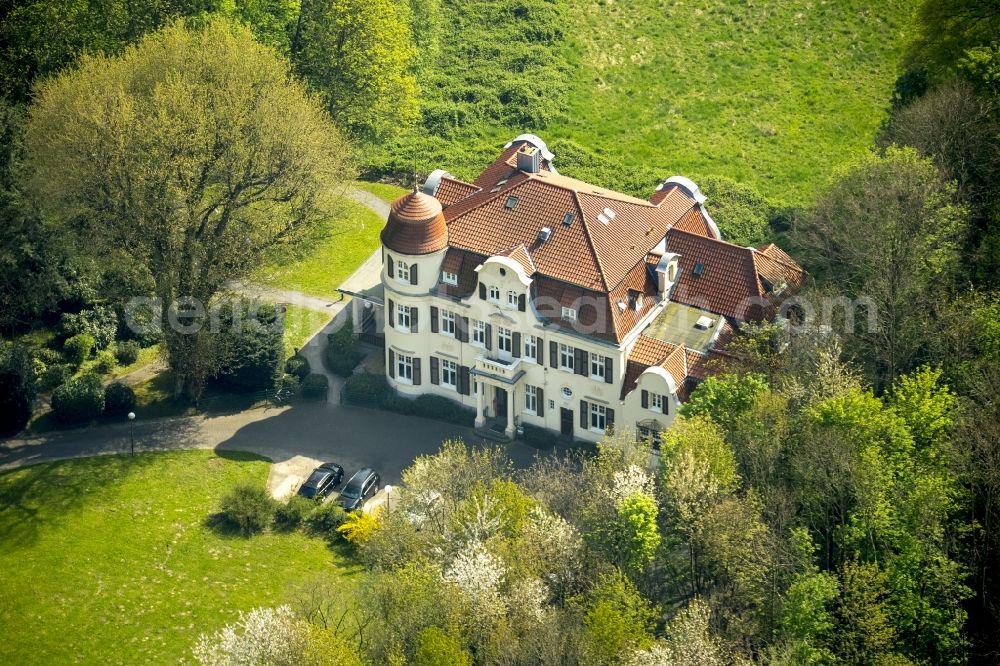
<box><xmin>348</xmin><ymin>188</ymin><xmax>391</xmax><ymax>219</ymax></box>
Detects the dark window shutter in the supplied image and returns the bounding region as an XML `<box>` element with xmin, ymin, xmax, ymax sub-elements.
<box><xmin>580</xmin><ymin>401</ymin><xmax>588</xmax><ymax>428</ymax></box>
<box><xmin>518</xmin><ymin>294</ymin><xmax>526</xmax><ymax>312</ymax></box>
<box><xmin>606</xmin><ymin>408</ymin><xmax>615</xmax><ymax>431</ymax></box>
<box><xmin>459</xmin><ymin>317</ymin><xmax>469</xmax><ymax>342</ymax></box>
<box><xmin>537</xmin><ymin>388</ymin><xmax>544</xmax><ymax>417</ymax></box>
<box><xmin>388</xmin><ymin>349</ymin><xmax>395</xmax><ymax>378</ymax></box>
<box><xmin>387</xmin><ymin>256</ymin><xmax>394</xmax><ymax>278</ymax></box>
<box><xmin>388</xmin><ymin>299</ymin><xmax>395</xmax><ymax>327</ymax></box>
<box><xmin>413</xmin><ymin>357</ymin><xmax>421</xmax><ymax>385</ymax></box>
<box><xmin>410</xmin><ymin>264</ymin><xmax>418</xmax><ymax>285</ymax></box>
<box><xmin>537</xmin><ymin>338</ymin><xmax>544</xmax><ymax>365</ymax></box>
<box><xmin>513</xmin><ymin>332</ymin><xmax>521</xmax><ymax>358</ymax></box>
<box><xmin>431</xmin><ymin>306</ymin><xmax>439</xmax><ymax>333</ymax></box>
<box><xmin>665</xmin><ymin>396</ymin><xmax>670</xmax><ymax>415</ymax></box>
<box><xmin>410</xmin><ymin>307</ymin><xmax>418</xmax><ymax>333</ymax></box>
<box><xmin>459</xmin><ymin>366</ymin><xmax>471</xmax><ymax>395</ymax></box>
<box><xmin>574</xmin><ymin>348</ymin><xmax>586</xmax><ymax>376</ymax></box>
<box><xmin>550</xmin><ymin>341</ymin><xmax>558</xmax><ymax>368</ymax></box>
<box><xmin>479</xmin><ymin>283</ymin><xmax>487</xmax><ymax>300</ymax></box>
<box><xmin>430</xmin><ymin>357</ymin><xmax>439</xmax><ymax>385</ymax></box>
<box><xmin>485</xmin><ymin>324</ymin><xmax>492</xmax><ymax>350</ymax></box>
<box><xmin>641</xmin><ymin>389</ymin><xmax>648</xmax><ymax>409</ymax></box>
<box><xmin>604</xmin><ymin>357</ymin><xmax>613</xmax><ymax>384</ymax></box>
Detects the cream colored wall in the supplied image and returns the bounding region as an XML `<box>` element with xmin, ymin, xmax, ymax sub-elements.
<box><xmin>382</xmin><ymin>247</ymin><xmax>663</xmax><ymax>442</ymax></box>
<box><xmin>620</xmin><ymin>367</ymin><xmax>680</xmax><ymax>442</ymax></box>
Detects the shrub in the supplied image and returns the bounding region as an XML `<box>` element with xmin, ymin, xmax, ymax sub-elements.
<box><xmin>302</xmin><ymin>373</ymin><xmax>329</xmax><ymax>400</ymax></box>
<box><xmin>342</xmin><ymin>372</ymin><xmax>393</xmax><ymax>407</ymax></box>
<box><xmin>284</xmin><ymin>354</ymin><xmax>311</xmax><ymax>379</ymax></box>
<box><xmin>59</xmin><ymin>305</ymin><xmax>118</xmax><ymax>349</ymax></box>
<box><xmin>274</xmin><ymin>495</ymin><xmax>314</xmax><ymax>530</ymax></box>
<box><xmin>218</xmin><ymin>484</ymin><xmax>277</xmax><ymax>536</ymax></box>
<box><xmin>324</xmin><ymin>316</ymin><xmax>362</xmax><ymax>377</ymax></box>
<box><xmin>0</xmin><ymin>343</ymin><xmax>36</xmax><ymax>436</ymax></box>
<box><xmin>35</xmin><ymin>348</ymin><xmax>63</xmax><ymax>366</ymax></box>
<box><xmin>522</xmin><ymin>422</ymin><xmax>559</xmax><ymax>449</ymax></box>
<box><xmin>115</xmin><ymin>340</ymin><xmax>140</xmax><ymax>366</ymax></box>
<box><xmin>214</xmin><ymin>300</ymin><xmax>284</xmax><ymax>391</ymax></box>
<box><xmin>341</xmin><ymin>373</ymin><xmax>475</xmax><ymax>425</ymax></box>
<box><xmin>51</xmin><ymin>373</ymin><xmax>104</xmax><ymax>423</ymax></box>
<box><xmin>412</xmin><ymin>394</ymin><xmax>475</xmax><ymax>426</ymax></box>
<box><xmin>39</xmin><ymin>363</ymin><xmax>73</xmax><ymax>392</ymax></box>
<box><xmin>103</xmin><ymin>382</ymin><xmax>136</xmax><ymax>416</ymax></box>
<box><xmin>94</xmin><ymin>349</ymin><xmax>117</xmax><ymax>374</ymax></box>
<box><xmin>337</xmin><ymin>509</ymin><xmax>383</xmax><ymax>545</ymax></box>
<box><xmin>279</xmin><ymin>373</ymin><xmax>300</xmax><ymax>392</ymax></box>
<box><xmin>63</xmin><ymin>333</ymin><xmax>95</xmax><ymax>366</ymax></box>
<box><xmin>307</xmin><ymin>502</ymin><xmax>347</xmax><ymax>538</ymax></box>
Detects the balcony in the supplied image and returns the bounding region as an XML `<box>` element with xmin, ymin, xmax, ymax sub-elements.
<box><xmin>472</xmin><ymin>354</ymin><xmax>525</xmax><ymax>385</ymax></box>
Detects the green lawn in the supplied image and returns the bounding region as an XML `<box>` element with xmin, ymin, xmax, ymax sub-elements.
<box><xmin>0</xmin><ymin>451</ymin><xmax>361</xmax><ymax>664</ymax></box>
<box><xmin>282</xmin><ymin>303</ymin><xmax>332</xmax><ymax>358</ymax></box>
<box><xmin>254</xmin><ymin>198</ymin><xmax>384</xmax><ymax>300</ymax></box>
<box><xmin>352</xmin><ymin>180</ymin><xmax>408</xmax><ymax>203</ymax></box>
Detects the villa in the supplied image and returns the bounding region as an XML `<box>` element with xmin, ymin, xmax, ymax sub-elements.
<box><xmin>356</xmin><ymin>135</ymin><xmax>805</xmax><ymax>443</ymax></box>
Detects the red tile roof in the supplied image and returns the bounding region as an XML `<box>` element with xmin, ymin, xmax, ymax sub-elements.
<box><xmin>435</xmin><ymin>176</ymin><xmax>481</xmax><ymax>207</ymax></box>
<box><xmin>381</xmin><ymin>191</ymin><xmax>448</xmax><ymax>255</ymax></box>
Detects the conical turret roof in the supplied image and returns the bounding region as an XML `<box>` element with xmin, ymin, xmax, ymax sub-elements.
<box><xmin>380</xmin><ymin>190</ymin><xmax>448</xmax><ymax>255</ymax></box>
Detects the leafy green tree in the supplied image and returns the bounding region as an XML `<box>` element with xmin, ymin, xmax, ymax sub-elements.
<box><xmin>580</xmin><ymin>572</ymin><xmax>657</xmax><ymax>666</ymax></box>
<box><xmin>794</xmin><ymin>146</ymin><xmax>969</xmax><ymax>388</ymax></box>
<box><xmin>681</xmin><ymin>373</ymin><xmax>769</xmax><ymax>433</ymax></box>
<box><xmin>908</xmin><ymin>0</ymin><xmax>1000</xmax><ymax>80</ymax></box>
<box><xmin>413</xmin><ymin>626</ymin><xmax>471</xmax><ymax>666</ymax></box>
<box><xmin>26</xmin><ymin>18</ymin><xmax>352</xmax><ymax>398</ymax></box>
<box><xmin>292</xmin><ymin>0</ymin><xmax>418</xmax><ymax>138</ymax></box>
<box><xmin>700</xmin><ymin>175</ymin><xmax>774</xmax><ymax>246</ymax></box>
<box><xmin>607</xmin><ymin>492</ymin><xmax>661</xmax><ymax>573</ymax></box>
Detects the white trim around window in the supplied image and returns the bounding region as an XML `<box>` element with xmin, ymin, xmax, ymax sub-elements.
<box><xmin>589</xmin><ymin>403</ymin><xmax>607</xmax><ymax>432</ymax></box>
<box><xmin>524</xmin><ymin>335</ymin><xmax>538</xmax><ymax>363</ymax></box>
<box><xmin>471</xmin><ymin>319</ymin><xmax>487</xmax><ymax>348</ymax></box>
<box><xmin>559</xmin><ymin>343</ymin><xmax>574</xmax><ymax>372</ymax></box>
<box><xmin>590</xmin><ymin>352</ymin><xmax>606</xmax><ymax>381</ymax></box>
<box><xmin>396</xmin><ymin>260</ymin><xmax>410</xmax><ymax>283</ymax></box>
<box><xmin>488</xmin><ymin>286</ymin><xmax>501</xmax><ymax>303</ymax></box>
<box><xmin>395</xmin><ymin>303</ymin><xmax>411</xmax><ymax>332</ymax></box>
<box><xmin>441</xmin><ymin>310</ymin><xmax>456</xmax><ymax>337</ymax></box>
<box><xmin>561</xmin><ymin>306</ymin><xmax>577</xmax><ymax>321</ymax></box>
<box><xmin>441</xmin><ymin>359</ymin><xmax>457</xmax><ymax>390</ymax></box>
<box><xmin>498</xmin><ymin>326</ymin><xmax>512</xmax><ymax>356</ymax></box>
<box><xmin>507</xmin><ymin>290</ymin><xmax>518</xmax><ymax>308</ymax></box>
<box><xmin>397</xmin><ymin>354</ymin><xmax>414</xmax><ymax>384</ymax></box>
<box><xmin>441</xmin><ymin>271</ymin><xmax>458</xmax><ymax>286</ymax></box>
<box><xmin>524</xmin><ymin>385</ymin><xmax>538</xmax><ymax>414</ymax></box>
<box><xmin>649</xmin><ymin>392</ymin><xmax>664</xmax><ymax>414</ymax></box>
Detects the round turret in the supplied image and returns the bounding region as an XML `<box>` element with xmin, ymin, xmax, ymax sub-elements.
<box><xmin>380</xmin><ymin>190</ymin><xmax>448</xmax><ymax>255</ymax></box>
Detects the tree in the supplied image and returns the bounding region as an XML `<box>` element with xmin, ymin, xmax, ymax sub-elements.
<box><xmin>413</xmin><ymin>626</ymin><xmax>471</xmax><ymax>666</ymax></box>
<box><xmin>194</xmin><ymin>605</ymin><xmax>310</xmax><ymax>666</ymax></box>
<box><xmin>700</xmin><ymin>175</ymin><xmax>774</xmax><ymax>246</ymax></box>
<box><xmin>681</xmin><ymin>373</ymin><xmax>769</xmax><ymax>433</ymax></box>
<box><xmin>793</xmin><ymin>147</ymin><xmax>969</xmax><ymax>388</ymax></box>
<box><xmin>907</xmin><ymin>0</ymin><xmax>1000</xmax><ymax>80</ymax></box>
<box><xmin>0</xmin><ymin>343</ymin><xmax>36</xmax><ymax>435</ymax></box>
<box><xmin>26</xmin><ymin>19</ymin><xmax>352</xmax><ymax>399</ymax></box>
<box><xmin>580</xmin><ymin>573</ymin><xmax>657</xmax><ymax>666</ymax></box>
<box><xmin>629</xmin><ymin>598</ymin><xmax>728</xmax><ymax>666</ymax></box>
<box><xmin>292</xmin><ymin>0</ymin><xmax>418</xmax><ymax>138</ymax></box>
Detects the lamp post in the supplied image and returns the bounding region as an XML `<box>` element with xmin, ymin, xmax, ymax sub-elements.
<box><xmin>127</xmin><ymin>412</ymin><xmax>136</xmax><ymax>456</ymax></box>
<box><xmin>384</xmin><ymin>484</ymin><xmax>393</xmax><ymax>512</ymax></box>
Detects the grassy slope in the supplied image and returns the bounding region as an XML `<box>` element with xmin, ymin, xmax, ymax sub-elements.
<box><xmin>552</xmin><ymin>0</ymin><xmax>911</xmax><ymax>203</ymax></box>
<box><xmin>352</xmin><ymin>180</ymin><xmax>408</xmax><ymax>204</ymax></box>
<box><xmin>254</xmin><ymin>198</ymin><xmax>384</xmax><ymax>300</ymax></box>
<box><xmin>0</xmin><ymin>451</ymin><xmax>360</xmax><ymax>664</ymax></box>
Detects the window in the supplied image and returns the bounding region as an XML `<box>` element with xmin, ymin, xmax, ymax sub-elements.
<box><xmin>472</xmin><ymin>319</ymin><xmax>487</xmax><ymax>347</ymax></box>
<box><xmin>590</xmin><ymin>353</ymin><xmax>606</xmax><ymax>381</ymax></box>
<box><xmin>649</xmin><ymin>393</ymin><xmax>664</xmax><ymax>413</ymax></box>
<box><xmin>693</xmin><ymin>262</ymin><xmax>705</xmax><ymax>278</ymax></box>
<box><xmin>562</xmin><ymin>212</ymin><xmax>574</xmax><ymax>226</ymax></box>
<box><xmin>498</xmin><ymin>327</ymin><xmax>512</xmax><ymax>355</ymax></box>
<box><xmin>589</xmin><ymin>403</ymin><xmax>607</xmax><ymax>431</ymax></box>
<box><xmin>524</xmin><ymin>335</ymin><xmax>538</xmax><ymax>362</ymax></box>
<box><xmin>525</xmin><ymin>385</ymin><xmax>538</xmax><ymax>414</ymax></box>
<box><xmin>505</xmin><ymin>195</ymin><xmax>518</xmax><ymax>209</ymax></box>
<box><xmin>441</xmin><ymin>359</ymin><xmax>457</xmax><ymax>389</ymax></box>
<box><xmin>441</xmin><ymin>310</ymin><xmax>456</xmax><ymax>337</ymax></box>
<box><xmin>561</xmin><ymin>306</ymin><xmax>577</xmax><ymax>321</ymax></box>
<box><xmin>396</xmin><ymin>260</ymin><xmax>410</xmax><ymax>283</ymax></box>
<box><xmin>559</xmin><ymin>344</ymin><xmax>574</xmax><ymax>372</ymax></box>
<box><xmin>489</xmin><ymin>286</ymin><xmax>501</xmax><ymax>302</ymax></box>
<box><xmin>637</xmin><ymin>424</ymin><xmax>663</xmax><ymax>448</ymax></box>
<box><xmin>396</xmin><ymin>304</ymin><xmax>411</xmax><ymax>331</ymax></box>
<box><xmin>397</xmin><ymin>354</ymin><xmax>413</xmax><ymax>383</ymax></box>
<box><xmin>507</xmin><ymin>290</ymin><xmax>518</xmax><ymax>308</ymax></box>
<box><xmin>442</xmin><ymin>271</ymin><xmax>458</xmax><ymax>286</ymax></box>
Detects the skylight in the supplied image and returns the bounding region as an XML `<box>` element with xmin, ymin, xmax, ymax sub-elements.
<box><xmin>693</xmin><ymin>262</ymin><xmax>705</xmax><ymax>277</ymax></box>
<box><xmin>562</xmin><ymin>212</ymin><xmax>574</xmax><ymax>226</ymax></box>
<box><xmin>504</xmin><ymin>196</ymin><xmax>518</xmax><ymax>210</ymax></box>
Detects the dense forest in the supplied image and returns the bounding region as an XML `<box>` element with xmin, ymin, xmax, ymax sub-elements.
<box><xmin>1</xmin><ymin>0</ymin><xmax>999</xmax><ymax>663</ymax></box>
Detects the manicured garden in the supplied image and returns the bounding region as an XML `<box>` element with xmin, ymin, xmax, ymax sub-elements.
<box><xmin>0</xmin><ymin>451</ymin><xmax>361</xmax><ymax>664</ymax></box>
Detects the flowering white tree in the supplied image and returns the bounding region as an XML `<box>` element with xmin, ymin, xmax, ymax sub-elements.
<box><xmin>442</xmin><ymin>541</ymin><xmax>507</xmax><ymax>625</ymax></box>
<box><xmin>628</xmin><ymin>598</ymin><xmax>727</xmax><ymax>666</ymax></box>
<box><xmin>193</xmin><ymin>606</ymin><xmax>309</xmax><ymax>666</ymax></box>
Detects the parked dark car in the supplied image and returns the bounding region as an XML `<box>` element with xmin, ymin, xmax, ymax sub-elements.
<box><xmin>339</xmin><ymin>467</ymin><xmax>380</xmax><ymax>511</ymax></box>
<box><xmin>297</xmin><ymin>463</ymin><xmax>344</xmax><ymax>500</ymax></box>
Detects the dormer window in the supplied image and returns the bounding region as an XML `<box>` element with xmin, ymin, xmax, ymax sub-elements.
<box><xmin>561</xmin><ymin>306</ymin><xmax>577</xmax><ymax>321</ymax></box>
<box><xmin>489</xmin><ymin>286</ymin><xmax>501</xmax><ymax>302</ymax></box>
<box><xmin>441</xmin><ymin>271</ymin><xmax>458</xmax><ymax>286</ymax></box>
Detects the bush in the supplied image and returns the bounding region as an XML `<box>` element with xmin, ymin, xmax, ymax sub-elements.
<box><xmin>324</xmin><ymin>316</ymin><xmax>362</xmax><ymax>377</ymax></box>
<box><xmin>284</xmin><ymin>354</ymin><xmax>311</xmax><ymax>379</ymax></box>
<box><xmin>51</xmin><ymin>373</ymin><xmax>104</xmax><ymax>423</ymax></box>
<box><xmin>115</xmin><ymin>340</ymin><xmax>140</xmax><ymax>366</ymax></box>
<box><xmin>341</xmin><ymin>373</ymin><xmax>475</xmax><ymax>425</ymax></box>
<box><xmin>60</xmin><ymin>305</ymin><xmax>118</xmax><ymax>350</ymax></box>
<box><xmin>522</xmin><ymin>422</ymin><xmax>559</xmax><ymax>449</ymax></box>
<box><xmin>274</xmin><ymin>495</ymin><xmax>314</xmax><ymax>530</ymax></box>
<box><xmin>39</xmin><ymin>363</ymin><xmax>73</xmax><ymax>392</ymax></box>
<box><xmin>214</xmin><ymin>300</ymin><xmax>284</xmax><ymax>391</ymax></box>
<box><xmin>103</xmin><ymin>382</ymin><xmax>136</xmax><ymax>416</ymax></box>
<box><xmin>0</xmin><ymin>344</ymin><xmax>36</xmax><ymax>436</ymax></box>
<box><xmin>302</xmin><ymin>373</ymin><xmax>329</xmax><ymax>400</ymax></box>
<box><xmin>94</xmin><ymin>349</ymin><xmax>117</xmax><ymax>374</ymax></box>
<box><xmin>34</xmin><ymin>348</ymin><xmax>63</xmax><ymax>366</ymax></box>
<box><xmin>307</xmin><ymin>502</ymin><xmax>347</xmax><ymax>538</ymax></box>
<box><xmin>218</xmin><ymin>484</ymin><xmax>277</xmax><ymax>536</ymax></box>
<box><xmin>63</xmin><ymin>333</ymin><xmax>95</xmax><ymax>366</ymax></box>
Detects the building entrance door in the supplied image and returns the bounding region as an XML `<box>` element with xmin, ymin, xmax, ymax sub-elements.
<box><xmin>495</xmin><ymin>387</ymin><xmax>508</xmax><ymax>419</ymax></box>
<box><xmin>560</xmin><ymin>408</ymin><xmax>573</xmax><ymax>436</ymax></box>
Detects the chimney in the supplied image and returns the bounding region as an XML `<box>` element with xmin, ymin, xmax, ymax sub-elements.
<box><xmin>516</xmin><ymin>144</ymin><xmax>540</xmax><ymax>174</ymax></box>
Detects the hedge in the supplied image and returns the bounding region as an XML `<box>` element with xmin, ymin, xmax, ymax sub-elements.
<box><xmin>342</xmin><ymin>373</ymin><xmax>475</xmax><ymax>427</ymax></box>
<box><xmin>522</xmin><ymin>422</ymin><xmax>560</xmax><ymax>450</ymax></box>
<box><xmin>324</xmin><ymin>315</ymin><xmax>363</xmax><ymax>377</ymax></box>
<box><xmin>284</xmin><ymin>354</ymin><xmax>311</xmax><ymax>379</ymax></box>
<box><xmin>302</xmin><ymin>373</ymin><xmax>329</xmax><ymax>400</ymax></box>
<box><xmin>51</xmin><ymin>374</ymin><xmax>104</xmax><ymax>423</ymax></box>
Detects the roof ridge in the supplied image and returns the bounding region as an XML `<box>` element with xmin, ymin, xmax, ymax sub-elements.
<box><xmin>528</xmin><ymin>171</ymin><xmax>657</xmax><ymax>207</ymax></box>
<box><xmin>571</xmin><ymin>188</ymin><xmax>610</xmax><ymax>291</ymax></box>
<box><xmin>753</xmin><ymin>245</ymin><xmax>805</xmax><ymax>274</ymax></box>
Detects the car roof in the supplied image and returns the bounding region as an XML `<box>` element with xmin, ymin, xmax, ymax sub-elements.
<box><xmin>319</xmin><ymin>462</ymin><xmax>342</xmax><ymax>471</ymax></box>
